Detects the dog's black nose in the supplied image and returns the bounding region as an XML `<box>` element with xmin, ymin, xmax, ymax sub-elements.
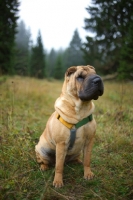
<box><xmin>93</xmin><ymin>77</ymin><xmax>101</xmax><ymax>84</ymax></box>
<box><xmin>91</xmin><ymin>75</ymin><xmax>104</xmax><ymax>96</ymax></box>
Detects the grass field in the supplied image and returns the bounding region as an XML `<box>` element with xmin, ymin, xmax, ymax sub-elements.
<box><xmin>0</xmin><ymin>76</ymin><xmax>133</xmax><ymax>200</ymax></box>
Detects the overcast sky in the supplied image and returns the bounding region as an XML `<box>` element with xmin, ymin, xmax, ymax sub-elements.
<box><xmin>19</xmin><ymin>0</ymin><xmax>91</xmax><ymax>51</ymax></box>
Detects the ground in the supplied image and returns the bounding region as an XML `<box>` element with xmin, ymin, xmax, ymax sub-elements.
<box><xmin>0</xmin><ymin>76</ymin><xmax>133</xmax><ymax>200</ymax></box>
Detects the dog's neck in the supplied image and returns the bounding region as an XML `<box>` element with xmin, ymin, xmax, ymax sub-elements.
<box><xmin>55</xmin><ymin>93</ymin><xmax>95</xmax><ymax>124</ymax></box>
<box><xmin>74</xmin><ymin>98</ymin><xmax>94</xmax><ymax>114</ymax></box>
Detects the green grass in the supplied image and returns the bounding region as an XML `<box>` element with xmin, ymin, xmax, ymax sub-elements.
<box><xmin>0</xmin><ymin>77</ymin><xmax>133</xmax><ymax>200</ymax></box>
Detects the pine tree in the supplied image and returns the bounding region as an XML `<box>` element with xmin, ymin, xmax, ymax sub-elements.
<box><xmin>54</xmin><ymin>54</ymin><xmax>63</xmax><ymax>79</ymax></box>
<box><xmin>0</xmin><ymin>0</ymin><xmax>20</xmax><ymax>74</ymax></box>
<box><xmin>15</xmin><ymin>20</ymin><xmax>31</xmax><ymax>75</ymax></box>
<box><xmin>119</xmin><ymin>23</ymin><xmax>133</xmax><ymax>79</ymax></box>
<box><xmin>83</xmin><ymin>0</ymin><xmax>133</xmax><ymax>76</ymax></box>
<box><xmin>30</xmin><ymin>31</ymin><xmax>45</xmax><ymax>78</ymax></box>
<box><xmin>46</xmin><ymin>48</ymin><xmax>57</xmax><ymax>77</ymax></box>
<box><xmin>66</xmin><ymin>29</ymin><xmax>85</xmax><ymax>67</ymax></box>
<box><xmin>82</xmin><ymin>36</ymin><xmax>102</xmax><ymax>73</ymax></box>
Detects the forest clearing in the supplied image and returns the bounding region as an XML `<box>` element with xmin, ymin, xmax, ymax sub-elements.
<box><xmin>0</xmin><ymin>76</ymin><xmax>133</xmax><ymax>200</ymax></box>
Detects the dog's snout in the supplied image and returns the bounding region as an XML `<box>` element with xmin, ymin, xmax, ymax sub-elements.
<box><xmin>93</xmin><ymin>77</ymin><xmax>101</xmax><ymax>84</ymax></box>
<box><xmin>98</xmin><ymin>89</ymin><xmax>102</xmax><ymax>96</ymax></box>
<box><xmin>90</xmin><ymin>75</ymin><xmax>104</xmax><ymax>97</ymax></box>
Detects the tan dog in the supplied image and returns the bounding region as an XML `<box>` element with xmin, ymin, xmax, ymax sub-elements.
<box><xmin>35</xmin><ymin>65</ymin><xmax>104</xmax><ymax>188</ymax></box>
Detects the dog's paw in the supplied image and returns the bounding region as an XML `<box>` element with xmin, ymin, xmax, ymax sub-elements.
<box><xmin>40</xmin><ymin>164</ymin><xmax>49</xmax><ymax>171</ymax></box>
<box><xmin>84</xmin><ymin>171</ymin><xmax>94</xmax><ymax>180</ymax></box>
<box><xmin>53</xmin><ymin>173</ymin><xmax>64</xmax><ymax>188</ymax></box>
<box><xmin>53</xmin><ymin>180</ymin><xmax>64</xmax><ymax>188</ymax></box>
<box><xmin>84</xmin><ymin>167</ymin><xmax>94</xmax><ymax>180</ymax></box>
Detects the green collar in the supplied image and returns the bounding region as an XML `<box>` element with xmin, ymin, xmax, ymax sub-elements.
<box><xmin>75</xmin><ymin>114</ymin><xmax>93</xmax><ymax>129</ymax></box>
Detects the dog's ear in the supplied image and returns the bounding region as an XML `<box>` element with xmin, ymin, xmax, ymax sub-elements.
<box><xmin>66</xmin><ymin>66</ymin><xmax>77</xmax><ymax>76</ymax></box>
<box><xmin>87</xmin><ymin>65</ymin><xmax>95</xmax><ymax>70</ymax></box>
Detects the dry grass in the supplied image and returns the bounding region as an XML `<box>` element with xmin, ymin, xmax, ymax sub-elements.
<box><xmin>0</xmin><ymin>76</ymin><xmax>133</xmax><ymax>200</ymax></box>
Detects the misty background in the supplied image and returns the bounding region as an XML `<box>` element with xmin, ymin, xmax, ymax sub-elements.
<box><xmin>0</xmin><ymin>0</ymin><xmax>133</xmax><ymax>80</ymax></box>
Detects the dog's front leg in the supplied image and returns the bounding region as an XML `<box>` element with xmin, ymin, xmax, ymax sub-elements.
<box><xmin>53</xmin><ymin>142</ymin><xmax>66</xmax><ymax>188</ymax></box>
<box><xmin>83</xmin><ymin>136</ymin><xmax>95</xmax><ymax>180</ymax></box>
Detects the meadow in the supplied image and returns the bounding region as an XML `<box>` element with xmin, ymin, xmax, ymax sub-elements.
<box><xmin>0</xmin><ymin>76</ymin><xmax>133</xmax><ymax>200</ymax></box>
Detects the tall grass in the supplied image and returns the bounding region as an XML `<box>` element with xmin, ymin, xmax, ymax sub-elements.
<box><xmin>0</xmin><ymin>77</ymin><xmax>133</xmax><ymax>200</ymax></box>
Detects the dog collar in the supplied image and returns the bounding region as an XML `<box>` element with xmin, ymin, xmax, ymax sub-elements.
<box><xmin>56</xmin><ymin>113</ymin><xmax>93</xmax><ymax>150</ymax></box>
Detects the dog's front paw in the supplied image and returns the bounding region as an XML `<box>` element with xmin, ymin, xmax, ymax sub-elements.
<box><xmin>84</xmin><ymin>167</ymin><xmax>94</xmax><ymax>180</ymax></box>
<box><xmin>53</xmin><ymin>179</ymin><xmax>64</xmax><ymax>188</ymax></box>
<box><xmin>53</xmin><ymin>173</ymin><xmax>64</xmax><ymax>188</ymax></box>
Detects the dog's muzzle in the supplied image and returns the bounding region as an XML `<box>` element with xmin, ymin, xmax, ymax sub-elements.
<box><xmin>78</xmin><ymin>75</ymin><xmax>104</xmax><ymax>101</ymax></box>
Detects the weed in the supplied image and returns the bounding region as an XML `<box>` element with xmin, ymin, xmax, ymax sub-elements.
<box><xmin>0</xmin><ymin>77</ymin><xmax>133</xmax><ymax>200</ymax></box>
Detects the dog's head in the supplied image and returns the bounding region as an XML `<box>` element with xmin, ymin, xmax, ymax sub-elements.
<box><xmin>65</xmin><ymin>65</ymin><xmax>104</xmax><ymax>101</ymax></box>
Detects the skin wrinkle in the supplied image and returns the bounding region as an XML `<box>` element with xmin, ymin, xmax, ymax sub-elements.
<box><xmin>55</xmin><ymin>66</ymin><xmax>102</xmax><ymax>123</ymax></box>
<box><xmin>75</xmin><ymin>68</ymin><xmax>97</xmax><ymax>99</ymax></box>
<box><xmin>78</xmin><ymin>74</ymin><xmax>104</xmax><ymax>101</ymax></box>
<box><xmin>35</xmin><ymin>65</ymin><xmax>104</xmax><ymax>188</ymax></box>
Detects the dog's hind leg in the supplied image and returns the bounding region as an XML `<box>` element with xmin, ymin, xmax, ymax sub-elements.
<box><xmin>73</xmin><ymin>156</ymin><xmax>82</xmax><ymax>164</ymax></box>
<box><xmin>36</xmin><ymin>151</ymin><xmax>49</xmax><ymax>170</ymax></box>
<box><xmin>66</xmin><ymin>153</ymin><xmax>82</xmax><ymax>164</ymax></box>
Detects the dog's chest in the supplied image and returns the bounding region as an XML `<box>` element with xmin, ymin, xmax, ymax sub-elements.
<box><xmin>68</xmin><ymin>127</ymin><xmax>88</xmax><ymax>153</ymax></box>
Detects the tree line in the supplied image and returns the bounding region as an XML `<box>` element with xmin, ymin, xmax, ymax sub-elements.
<box><xmin>0</xmin><ymin>0</ymin><xmax>133</xmax><ymax>80</ymax></box>
<box><xmin>15</xmin><ymin>21</ymin><xmax>84</xmax><ymax>79</ymax></box>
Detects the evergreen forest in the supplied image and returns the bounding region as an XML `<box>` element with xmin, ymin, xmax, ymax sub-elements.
<box><xmin>0</xmin><ymin>0</ymin><xmax>133</xmax><ymax>80</ymax></box>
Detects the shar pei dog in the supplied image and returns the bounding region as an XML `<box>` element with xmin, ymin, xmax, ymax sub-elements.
<box><xmin>35</xmin><ymin>65</ymin><xmax>104</xmax><ymax>188</ymax></box>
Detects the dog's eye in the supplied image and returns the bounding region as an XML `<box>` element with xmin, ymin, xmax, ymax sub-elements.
<box><xmin>77</xmin><ymin>76</ymin><xmax>84</xmax><ymax>81</ymax></box>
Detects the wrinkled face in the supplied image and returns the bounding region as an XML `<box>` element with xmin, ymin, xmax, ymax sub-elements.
<box><xmin>65</xmin><ymin>65</ymin><xmax>104</xmax><ymax>101</ymax></box>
